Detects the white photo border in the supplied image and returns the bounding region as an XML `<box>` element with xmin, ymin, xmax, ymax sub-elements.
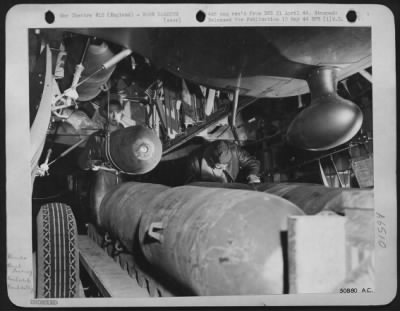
<box><xmin>5</xmin><ymin>3</ymin><xmax>397</xmax><ymax>307</ymax></box>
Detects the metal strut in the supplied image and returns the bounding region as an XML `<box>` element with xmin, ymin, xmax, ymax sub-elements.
<box><xmin>329</xmin><ymin>155</ymin><xmax>344</xmax><ymax>188</ymax></box>
<box><xmin>231</xmin><ymin>87</ymin><xmax>240</xmax><ymax>144</ymax></box>
<box><xmin>230</xmin><ymin>63</ymin><xmax>243</xmax><ymax>145</ymax></box>
<box><xmin>37</xmin><ymin>138</ymin><xmax>88</xmax><ymax>176</ymax></box>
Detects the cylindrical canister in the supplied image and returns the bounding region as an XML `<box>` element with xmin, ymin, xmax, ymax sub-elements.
<box><xmin>99</xmin><ymin>182</ymin><xmax>169</xmax><ymax>253</ymax></box>
<box><xmin>109</xmin><ymin>126</ymin><xmax>163</xmax><ymax>174</ymax></box>
<box><xmin>138</xmin><ymin>186</ymin><xmax>304</xmax><ymax>295</ymax></box>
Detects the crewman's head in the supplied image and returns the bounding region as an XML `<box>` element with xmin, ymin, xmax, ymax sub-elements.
<box><xmin>204</xmin><ymin>140</ymin><xmax>232</xmax><ymax>169</ymax></box>
<box><xmin>102</xmin><ymin>100</ymin><xmax>123</xmax><ymax>126</ymax></box>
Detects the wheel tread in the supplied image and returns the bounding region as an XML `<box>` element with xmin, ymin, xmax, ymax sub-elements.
<box><xmin>36</xmin><ymin>203</ymin><xmax>79</xmax><ymax>298</ymax></box>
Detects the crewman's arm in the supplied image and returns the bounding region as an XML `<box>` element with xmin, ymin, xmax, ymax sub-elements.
<box><xmin>235</xmin><ymin>145</ymin><xmax>261</xmax><ymax>183</ymax></box>
<box><xmin>184</xmin><ymin>153</ymin><xmax>201</xmax><ymax>184</ymax></box>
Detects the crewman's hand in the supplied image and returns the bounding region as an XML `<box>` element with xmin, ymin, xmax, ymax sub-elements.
<box><xmin>89</xmin><ymin>160</ymin><xmax>102</xmax><ymax>171</ymax></box>
<box><xmin>247</xmin><ymin>174</ymin><xmax>261</xmax><ymax>184</ymax></box>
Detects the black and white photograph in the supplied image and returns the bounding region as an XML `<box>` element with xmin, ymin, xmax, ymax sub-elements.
<box><xmin>5</xmin><ymin>3</ymin><xmax>396</xmax><ymax>307</ymax></box>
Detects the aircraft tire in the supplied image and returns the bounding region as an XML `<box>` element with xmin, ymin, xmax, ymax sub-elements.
<box><xmin>36</xmin><ymin>202</ymin><xmax>80</xmax><ymax>298</ymax></box>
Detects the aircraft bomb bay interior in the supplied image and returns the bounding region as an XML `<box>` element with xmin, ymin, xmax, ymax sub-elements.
<box><xmin>29</xmin><ymin>27</ymin><xmax>373</xmax><ymax>297</ymax></box>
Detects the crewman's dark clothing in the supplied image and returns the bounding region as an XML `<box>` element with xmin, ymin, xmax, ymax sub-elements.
<box><xmin>186</xmin><ymin>141</ymin><xmax>260</xmax><ymax>183</ymax></box>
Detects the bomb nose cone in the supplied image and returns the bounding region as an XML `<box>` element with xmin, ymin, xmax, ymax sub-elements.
<box><xmin>286</xmin><ymin>95</ymin><xmax>363</xmax><ymax>150</ymax></box>
<box><xmin>287</xmin><ymin>67</ymin><xmax>363</xmax><ymax>151</ymax></box>
<box><xmin>138</xmin><ymin>144</ymin><xmax>149</xmax><ymax>155</ymax></box>
<box><xmin>109</xmin><ymin>125</ymin><xmax>162</xmax><ymax>174</ymax></box>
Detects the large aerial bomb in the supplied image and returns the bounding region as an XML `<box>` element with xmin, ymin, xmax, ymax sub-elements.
<box><xmin>287</xmin><ymin>67</ymin><xmax>363</xmax><ymax>151</ymax></box>
<box><xmin>107</xmin><ymin>125</ymin><xmax>162</xmax><ymax>174</ymax></box>
<box><xmin>138</xmin><ymin>185</ymin><xmax>304</xmax><ymax>295</ymax></box>
<box><xmin>98</xmin><ymin>182</ymin><xmax>170</xmax><ymax>253</ymax></box>
<box><xmin>256</xmin><ymin>182</ymin><xmax>373</xmax><ymax>215</ymax></box>
<box><xmin>78</xmin><ymin>125</ymin><xmax>162</xmax><ymax>175</ymax></box>
<box><xmin>190</xmin><ymin>181</ymin><xmax>253</xmax><ymax>190</ymax></box>
<box><xmin>78</xmin><ymin>126</ymin><xmax>162</xmax><ymax>174</ymax></box>
<box><xmin>63</xmin><ymin>39</ymin><xmax>116</xmax><ymax>101</ymax></box>
<box><xmin>90</xmin><ymin>170</ymin><xmax>121</xmax><ymax>227</ymax></box>
<box><xmin>190</xmin><ymin>182</ymin><xmax>373</xmax><ymax>215</ymax></box>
